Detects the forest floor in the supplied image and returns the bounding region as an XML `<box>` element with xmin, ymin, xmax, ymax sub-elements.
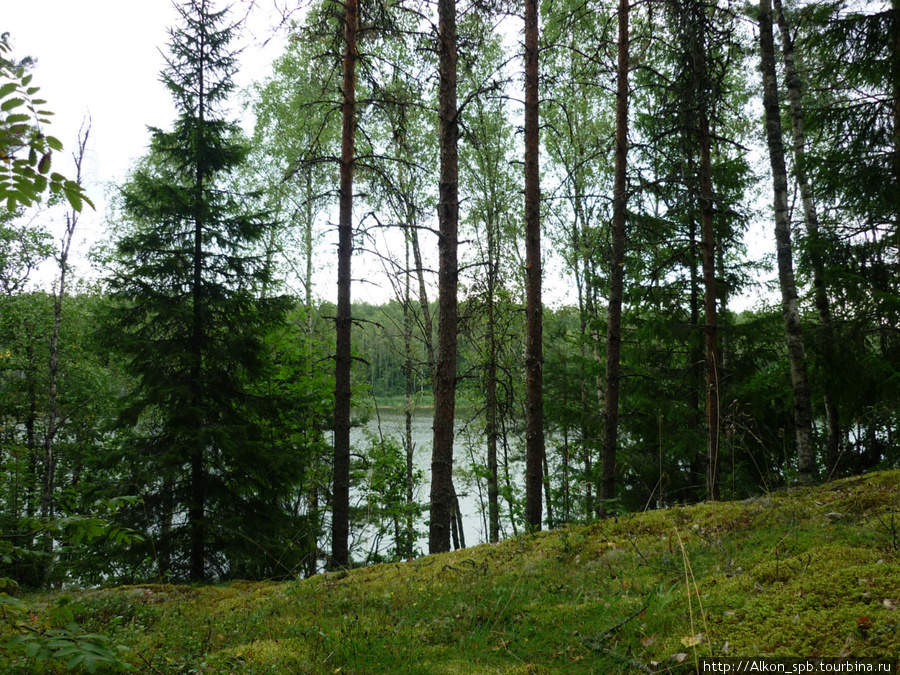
<box><xmin>3</xmin><ymin>470</ymin><xmax>900</xmax><ymax>674</ymax></box>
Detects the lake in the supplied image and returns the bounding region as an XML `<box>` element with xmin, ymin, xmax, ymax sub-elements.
<box><xmin>347</xmin><ymin>405</ymin><xmax>526</xmax><ymax>560</ymax></box>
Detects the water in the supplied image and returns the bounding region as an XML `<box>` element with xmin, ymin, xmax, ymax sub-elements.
<box><xmin>348</xmin><ymin>406</ymin><xmax>522</xmax><ymax>559</ymax></box>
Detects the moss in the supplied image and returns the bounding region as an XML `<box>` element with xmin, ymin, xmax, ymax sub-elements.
<box><xmin>8</xmin><ymin>470</ymin><xmax>900</xmax><ymax>674</ymax></box>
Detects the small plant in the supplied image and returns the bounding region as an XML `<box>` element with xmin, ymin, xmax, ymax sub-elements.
<box><xmin>3</xmin><ymin>595</ymin><xmax>133</xmax><ymax>673</ymax></box>
<box><xmin>0</xmin><ymin>497</ymin><xmax>143</xmax><ymax>672</ymax></box>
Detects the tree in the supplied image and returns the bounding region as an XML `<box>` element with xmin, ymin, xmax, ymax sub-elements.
<box><xmin>600</xmin><ymin>0</ymin><xmax>630</xmax><ymax>505</ymax></box>
<box><xmin>430</xmin><ymin>0</ymin><xmax>460</xmax><ymax>554</ymax></box>
<box><xmin>102</xmin><ymin>0</ymin><xmax>304</xmax><ymax>581</ymax></box>
<box><xmin>772</xmin><ymin>0</ymin><xmax>839</xmax><ymax>477</ymax></box>
<box><xmin>40</xmin><ymin>120</ymin><xmax>91</xmax><ymax>571</ymax></box>
<box><xmin>542</xmin><ymin>0</ymin><xmax>615</xmax><ymax>518</ymax></box>
<box><xmin>332</xmin><ymin>0</ymin><xmax>359</xmax><ymax>570</ymax></box>
<box><xmin>523</xmin><ymin>0</ymin><xmax>545</xmax><ymax>531</ymax></box>
<box><xmin>458</xmin><ymin>35</ymin><xmax>519</xmax><ymax>541</ymax></box>
<box><xmin>759</xmin><ymin>0</ymin><xmax>816</xmax><ymax>485</ymax></box>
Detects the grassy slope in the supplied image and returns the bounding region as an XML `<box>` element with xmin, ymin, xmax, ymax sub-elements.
<box><xmin>5</xmin><ymin>470</ymin><xmax>900</xmax><ymax>674</ymax></box>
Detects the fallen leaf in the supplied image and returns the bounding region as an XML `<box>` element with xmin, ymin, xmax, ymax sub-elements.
<box><xmin>721</xmin><ymin>641</ymin><xmax>730</xmax><ymax>654</ymax></box>
<box><xmin>681</xmin><ymin>634</ymin><xmax>704</xmax><ymax>647</ymax></box>
<box><xmin>673</xmin><ymin>652</ymin><xmax>688</xmax><ymax>663</ymax></box>
<box><xmin>641</xmin><ymin>636</ymin><xmax>657</xmax><ymax>647</ymax></box>
<box><xmin>883</xmin><ymin>599</ymin><xmax>897</xmax><ymax>611</ymax></box>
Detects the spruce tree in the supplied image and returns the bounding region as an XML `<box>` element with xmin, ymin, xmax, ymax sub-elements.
<box><xmin>102</xmin><ymin>0</ymin><xmax>304</xmax><ymax>581</ymax></box>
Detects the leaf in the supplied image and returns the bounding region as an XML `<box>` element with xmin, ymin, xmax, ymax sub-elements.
<box><xmin>680</xmin><ymin>634</ymin><xmax>704</xmax><ymax>647</ymax></box>
<box><xmin>1</xmin><ymin>96</ymin><xmax>25</xmax><ymax>112</ymax></box>
<box><xmin>0</xmin><ymin>82</ymin><xmax>17</xmax><ymax>98</ymax></box>
<box><xmin>4</xmin><ymin>113</ymin><xmax>30</xmax><ymax>125</ymax></box>
<box><xmin>66</xmin><ymin>653</ymin><xmax>86</xmax><ymax>669</ymax></box>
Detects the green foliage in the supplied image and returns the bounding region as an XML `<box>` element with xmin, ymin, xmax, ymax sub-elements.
<box><xmin>0</xmin><ymin>33</ymin><xmax>92</xmax><ymax>213</ymax></box>
<box><xmin>353</xmin><ymin>430</ymin><xmax>424</xmax><ymax>563</ymax></box>
<box><xmin>0</xmin><ymin>499</ymin><xmax>145</xmax><ymax>673</ymax></box>
<box><xmin>98</xmin><ymin>0</ymin><xmax>322</xmax><ymax>581</ymax></box>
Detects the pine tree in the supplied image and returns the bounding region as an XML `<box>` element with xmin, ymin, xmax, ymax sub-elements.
<box><xmin>102</xmin><ymin>0</ymin><xmax>305</xmax><ymax>581</ymax></box>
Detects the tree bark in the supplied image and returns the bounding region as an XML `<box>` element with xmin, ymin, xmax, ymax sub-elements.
<box><xmin>429</xmin><ymin>0</ymin><xmax>459</xmax><ymax>554</ymax></box>
<box><xmin>601</xmin><ymin>0</ymin><xmax>629</xmax><ymax>505</ymax></box>
<box><xmin>332</xmin><ymin>0</ymin><xmax>358</xmax><ymax>568</ymax></box>
<box><xmin>698</xmin><ymin>111</ymin><xmax>720</xmax><ymax>501</ymax></box>
<box><xmin>773</xmin><ymin>0</ymin><xmax>840</xmax><ymax>477</ymax></box>
<box><xmin>523</xmin><ymin>0</ymin><xmax>544</xmax><ymax>531</ymax></box>
<box><xmin>486</xmin><ymin>244</ymin><xmax>500</xmax><ymax>542</ymax></box>
<box><xmin>759</xmin><ymin>0</ymin><xmax>816</xmax><ymax>485</ymax></box>
<box><xmin>189</xmin><ymin>35</ymin><xmax>208</xmax><ymax>580</ymax></box>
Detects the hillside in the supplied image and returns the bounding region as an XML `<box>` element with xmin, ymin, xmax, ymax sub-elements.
<box><xmin>3</xmin><ymin>470</ymin><xmax>899</xmax><ymax>674</ymax></box>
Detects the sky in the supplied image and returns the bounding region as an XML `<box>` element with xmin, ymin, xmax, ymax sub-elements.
<box><xmin>4</xmin><ymin>0</ymin><xmax>288</xmax><ymax>284</ymax></box>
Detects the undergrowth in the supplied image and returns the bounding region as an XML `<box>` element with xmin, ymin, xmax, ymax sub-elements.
<box><xmin>2</xmin><ymin>471</ymin><xmax>899</xmax><ymax>673</ymax></box>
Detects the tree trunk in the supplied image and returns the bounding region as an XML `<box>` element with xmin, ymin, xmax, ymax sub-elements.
<box><xmin>601</xmin><ymin>0</ymin><xmax>629</xmax><ymax>505</ymax></box>
<box><xmin>523</xmin><ymin>0</ymin><xmax>544</xmax><ymax>531</ymax></box>
<box><xmin>403</xmin><ymin>237</ymin><xmax>415</xmax><ymax>559</ymax></box>
<box><xmin>486</xmin><ymin>258</ymin><xmax>500</xmax><ymax>543</ymax></box>
<box><xmin>759</xmin><ymin>0</ymin><xmax>816</xmax><ymax>485</ymax></box>
<box><xmin>893</xmin><ymin>0</ymin><xmax>900</xmax><ymax>239</ymax></box>
<box><xmin>41</xmin><ymin>123</ymin><xmax>89</xmax><ymax>581</ymax></box>
<box><xmin>332</xmin><ymin>0</ymin><xmax>358</xmax><ymax>568</ymax></box>
<box><xmin>429</xmin><ymin>0</ymin><xmax>459</xmax><ymax>554</ymax></box>
<box><xmin>698</xmin><ymin>111</ymin><xmax>720</xmax><ymax>501</ymax></box>
<box><xmin>773</xmin><ymin>0</ymin><xmax>840</xmax><ymax>477</ymax></box>
<box><xmin>190</xmin><ymin>61</ymin><xmax>207</xmax><ymax>582</ymax></box>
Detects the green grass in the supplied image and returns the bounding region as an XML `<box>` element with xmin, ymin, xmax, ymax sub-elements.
<box><xmin>3</xmin><ymin>470</ymin><xmax>900</xmax><ymax>673</ymax></box>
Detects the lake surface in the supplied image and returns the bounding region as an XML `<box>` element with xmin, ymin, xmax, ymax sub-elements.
<box><xmin>347</xmin><ymin>406</ymin><xmax>523</xmax><ymax>559</ymax></box>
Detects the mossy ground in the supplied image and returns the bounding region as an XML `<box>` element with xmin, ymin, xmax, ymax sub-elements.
<box><xmin>3</xmin><ymin>471</ymin><xmax>899</xmax><ymax>673</ymax></box>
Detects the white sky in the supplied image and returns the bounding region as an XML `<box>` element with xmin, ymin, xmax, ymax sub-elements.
<box><xmin>4</xmin><ymin>0</ymin><xmax>289</xmax><ymax>284</ymax></box>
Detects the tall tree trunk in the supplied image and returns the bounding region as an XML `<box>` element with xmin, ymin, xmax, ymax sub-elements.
<box><xmin>773</xmin><ymin>0</ymin><xmax>840</xmax><ymax>477</ymax></box>
<box><xmin>893</xmin><ymin>0</ymin><xmax>900</xmax><ymax>240</ymax></box>
<box><xmin>571</xmin><ymin>206</ymin><xmax>594</xmax><ymax>518</ymax></box>
<box><xmin>40</xmin><ymin>123</ymin><xmax>90</xmax><ymax>581</ymax></box>
<box><xmin>403</xmin><ymin>235</ymin><xmax>415</xmax><ymax>559</ymax></box>
<box><xmin>190</xmin><ymin>52</ymin><xmax>207</xmax><ymax>582</ymax></box>
<box><xmin>698</xmin><ymin>112</ymin><xmax>720</xmax><ymax>501</ymax></box>
<box><xmin>523</xmin><ymin>0</ymin><xmax>544</xmax><ymax>530</ymax></box>
<box><xmin>687</xmin><ymin>210</ymin><xmax>704</xmax><ymax>494</ymax></box>
<box><xmin>486</xmin><ymin>248</ymin><xmax>500</xmax><ymax>543</ymax></box>
<box><xmin>332</xmin><ymin>0</ymin><xmax>358</xmax><ymax>568</ymax></box>
<box><xmin>601</xmin><ymin>0</ymin><xmax>629</xmax><ymax>505</ymax></box>
<box><xmin>759</xmin><ymin>0</ymin><xmax>816</xmax><ymax>485</ymax></box>
<box><xmin>429</xmin><ymin>0</ymin><xmax>459</xmax><ymax>554</ymax></box>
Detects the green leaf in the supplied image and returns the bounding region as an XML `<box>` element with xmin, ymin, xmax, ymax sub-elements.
<box><xmin>5</xmin><ymin>634</ymin><xmax>29</xmax><ymax>648</ymax></box>
<box><xmin>0</xmin><ymin>96</ymin><xmax>25</xmax><ymax>112</ymax></box>
<box><xmin>0</xmin><ymin>82</ymin><xmax>17</xmax><ymax>98</ymax></box>
<box><xmin>66</xmin><ymin>653</ymin><xmax>86</xmax><ymax>669</ymax></box>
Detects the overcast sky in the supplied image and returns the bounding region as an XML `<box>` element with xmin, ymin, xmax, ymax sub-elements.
<box><xmin>4</xmin><ymin>1</ymin><xmax>288</xmax><ymax>283</ymax></box>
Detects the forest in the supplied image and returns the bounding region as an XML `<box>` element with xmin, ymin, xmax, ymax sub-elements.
<box><xmin>1</xmin><ymin>0</ymin><xmax>898</xmax><ymax>595</ymax></box>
